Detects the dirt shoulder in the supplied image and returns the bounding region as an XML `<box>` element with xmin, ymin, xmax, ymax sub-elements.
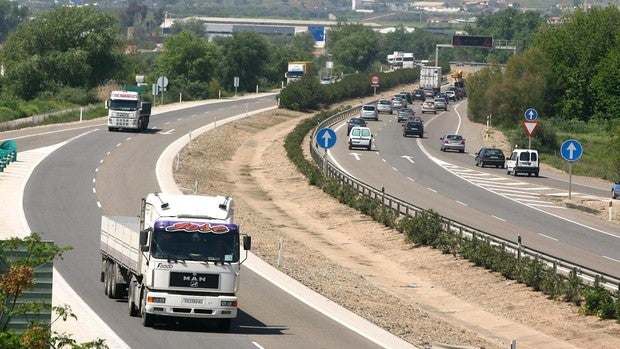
<box><xmin>173</xmin><ymin>86</ymin><xmax>619</xmax><ymax>348</ymax></box>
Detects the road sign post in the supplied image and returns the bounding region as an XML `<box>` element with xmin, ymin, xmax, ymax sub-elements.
<box><xmin>523</xmin><ymin>108</ymin><xmax>538</xmax><ymax>149</ymax></box>
<box><xmin>560</xmin><ymin>139</ymin><xmax>583</xmax><ymax>200</ymax></box>
<box><xmin>370</xmin><ymin>74</ymin><xmax>380</xmax><ymax>95</ymax></box>
<box><xmin>316</xmin><ymin>128</ymin><xmax>337</xmax><ymax>175</ymax></box>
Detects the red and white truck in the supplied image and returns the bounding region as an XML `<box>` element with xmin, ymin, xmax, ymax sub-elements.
<box><xmin>105</xmin><ymin>91</ymin><xmax>151</xmax><ymax>132</ymax></box>
<box><xmin>100</xmin><ymin>193</ymin><xmax>251</xmax><ymax>331</ymax></box>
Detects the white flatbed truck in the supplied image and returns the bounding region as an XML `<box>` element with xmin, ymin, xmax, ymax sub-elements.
<box><xmin>100</xmin><ymin>193</ymin><xmax>251</xmax><ymax>331</ymax></box>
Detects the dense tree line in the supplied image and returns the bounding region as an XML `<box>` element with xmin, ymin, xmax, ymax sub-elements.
<box><xmin>467</xmin><ymin>6</ymin><xmax>620</xmax><ymax>178</ymax></box>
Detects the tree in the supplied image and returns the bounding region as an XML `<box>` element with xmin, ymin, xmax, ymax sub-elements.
<box><xmin>118</xmin><ymin>0</ymin><xmax>149</xmax><ymax>29</ymax></box>
<box><xmin>0</xmin><ymin>233</ymin><xmax>108</xmax><ymax>349</ymax></box>
<box><xmin>0</xmin><ymin>7</ymin><xmax>125</xmax><ymax>100</ymax></box>
<box><xmin>327</xmin><ymin>23</ymin><xmax>381</xmax><ymax>72</ymax></box>
<box><xmin>156</xmin><ymin>30</ymin><xmax>220</xmax><ymax>82</ymax></box>
<box><xmin>532</xmin><ymin>6</ymin><xmax>620</xmax><ymax>122</ymax></box>
<box><xmin>0</xmin><ymin>0</ymin><xmax>29</xmax><ymax>43</ymax></box>
<box><xmin>217</xmin><ymin>31</ymin><xmax>271</xmax><ymax>91</ymax></box>
<box><xmin>170</xmin><ymin>18</ymin><xmax>206</xmax><ymax>37</ymax></box>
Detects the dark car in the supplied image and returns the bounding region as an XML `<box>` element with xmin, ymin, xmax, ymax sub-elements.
<box><xmin>346</xmin><ymin>117</ymin><xmax>367</xmax><ymax>135</ymax></box>
<box><xmin>475</xmin><ymin>147</ymin><xmax>506</xmax><ymax>168</ymax></box>
<box><xmin>398</xmin><ymin>91</ymin><xmax>412</xmax><ymax>104</ymax></box>
<box><xmin>403</xmin><ymin>120</ymin><xmax>424</xmax><ymax>138</ymax></box>
<box><xmin>412</xmin><ymin>89</ymin><xmax>425</xmax><ymax>101</ymax></box>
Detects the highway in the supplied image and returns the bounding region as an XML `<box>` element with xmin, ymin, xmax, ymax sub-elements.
<box><xmin>328</xmin><ymin>97</ymin><xmax>619</xmax><ymax>278</ymax></box>
<box><xmin>11</xmin><ymin>96</ymin><xmax>393</xmax><ymax>349</ymax></box>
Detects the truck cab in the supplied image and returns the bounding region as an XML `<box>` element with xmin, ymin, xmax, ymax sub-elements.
<box><xmin>105</xmin><ymin>91</ymin><xmax>151</xmax><ymax>132</ymax></box>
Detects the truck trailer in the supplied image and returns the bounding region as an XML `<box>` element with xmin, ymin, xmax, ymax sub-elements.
<box><xmin>105</xmin><ymin>91</ymin><xmax>152</xmax><ymax>132</ymax></box>
<box><xmin>100</xmin><ymin>193</ymin><xmax>251</xmax><ymax>331</ymax></box>
<box><xmin>419</xmin><ymin>66</ymin><xmax>442</xmax><ymax>95</ymax></box>
<box><xmin>284</xmin><ymin>61</ymin><xmax>313</xmax><ymax>84</ymax></box>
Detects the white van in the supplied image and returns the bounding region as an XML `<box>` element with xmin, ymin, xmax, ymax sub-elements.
<box><xmin>348</xmin><ymin>126</ymin><xmax>373</xmax><ymax>150</ymax></box>
<box><xmin>506</xmin><ymin>149</ymin><xmax>539</xmax><ymax>177</ymax></box>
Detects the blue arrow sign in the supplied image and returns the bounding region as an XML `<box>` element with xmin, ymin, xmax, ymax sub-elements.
<box><xmin>316</xmin><ymin>128</ymin><xmax>337</xmax><ymax>149</ymax></box>
<box><xmin>524</xmin><ymin>108</ymin><xmax>538</xmax><ymax>121</ymax></box>
<box><xmin>560</xmin><ymin>139</ymin><xmax>583</xmax><ymax>162</ymax></box>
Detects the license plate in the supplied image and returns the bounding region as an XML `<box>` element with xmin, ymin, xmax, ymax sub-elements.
<box><xmin>182</xmin><ymin>298</ymin><xmax>204</xmax><ymax>304</ymax></box>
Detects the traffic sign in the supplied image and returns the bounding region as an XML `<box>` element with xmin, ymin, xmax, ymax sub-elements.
<box><xmin>451</xmin><ymin>35</ymin><xmax>493</xmax><ymax>47</ymax></box>
<box><xmin>524</xmin><ymin>108</ymin><xmax>538</xmax><ymax>121</ymax></box>
<box><xmin>370</xmin><ymin>74</ymin><xmax>380</xmax><ymax>87</ymax></box>
<box><xmin>522</xmin><ymin>121</ymin><xmax>539</xmax><ymax>137</ymax></box>
<box><xmin>157</xmin><ymin>76</ymin><xmax>169</xmax><ymax>88</ymax></box>
<box><xmin>560</xmin><ymin>139</ymin><xmax>583</xmax><ymax>162</ymax></box>
<box><xmin>316</xmin><ymin>128</ymin><xmax>337</xmax><ymax>149</ymax></box>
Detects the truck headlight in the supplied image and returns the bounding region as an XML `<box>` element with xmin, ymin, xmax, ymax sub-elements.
<box><xmin>147</xmin><ymin>296</ymin><xmax>166</xmax><ymax>303</ymax></box>
<box><xmin>221</xmin><ymin>300</ymin><xmax>237</xmax><ymax>307</ymax></box>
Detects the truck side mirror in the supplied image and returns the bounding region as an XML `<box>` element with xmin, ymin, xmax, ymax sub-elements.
<box><xmin>243</xmin><ymin>235</ymin><xmax>251</xmax><ymax>250</ymax></box>
<box><xmin>139</xmin><ymin>228</ymin><xmax>150</xmax><ymax>251</ymax></box>
<box><xmin>105</xmin><ymin>99</ymin><xmax>110</xmax><ymax>109</ymax></box>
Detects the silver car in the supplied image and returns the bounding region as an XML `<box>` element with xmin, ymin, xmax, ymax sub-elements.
<box><xmin>440</xmin><ymin>133</ymin><xmax>465</xmax><ymax>153</ymax></box>
<box><xmin>434</xmin><ymin>97</ymin><xmax>448</xmax><ymax>111</ymax></box>
<box><xmin>376</xmin><ymin>99</ymin><xmax>393</xmax><ymax>114</ymax></box>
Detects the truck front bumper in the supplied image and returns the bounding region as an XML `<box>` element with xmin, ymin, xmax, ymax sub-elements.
<box><xmin>144</xmin><ymin>291</ymin><xmax>238</xmax><ymax>319</ymax></box>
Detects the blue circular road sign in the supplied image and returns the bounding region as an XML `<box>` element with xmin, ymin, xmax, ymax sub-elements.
<box><xmin>524</xmin><ymin>108</ymin><xmax>538</xmax><ymax>121</ymax></box>
<box><xmin>316</xmin><ymin>128</ymin><xmax>337</xmax><ymax>149</ymax></box>
<box><xmin>560</xmin><ymin>139</ymin><xmax>583</xmax><ymax>162</ymax></box>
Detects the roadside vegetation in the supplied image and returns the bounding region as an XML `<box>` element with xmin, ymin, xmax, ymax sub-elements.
<box><xmin>0</xmin><ymin>234</ymin><xmax>109</xmax><ymax>349</ymax></box>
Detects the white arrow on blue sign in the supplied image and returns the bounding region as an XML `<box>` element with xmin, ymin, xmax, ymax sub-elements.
<box><xmin>524</xmin><ymin>108</ymin><xmax>538</xmax><ymax>121</ymax></box>
<box><xmin>560</xmin><ymin>139</ymin><xmax>583</xmax><ymax>162</ymax></box>
<box><xmin>316</xmin><ymin>128</ymin><xmax>337</xmax><ymax>149</ymax></box>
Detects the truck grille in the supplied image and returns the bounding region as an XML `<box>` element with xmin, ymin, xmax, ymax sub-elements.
<box><xmin>169</xmin><ymin>272</ymin><xmax>219</xmax><ymax>289</ymax></box>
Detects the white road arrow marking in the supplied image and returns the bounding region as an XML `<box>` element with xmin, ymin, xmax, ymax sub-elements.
<box><xmin>351</xmin><ymin>153</ymin><xmax>361</xmax><ymax>160</ymax></box>
<box><xmin>160</xmin><ymin>129</ymin><xmax>175</xmax><ymax>135</ymax></box>
<box><xmin>401</xmin><ymin>155</ymin><xmax>415</xmax><ymax>164</ymax></box>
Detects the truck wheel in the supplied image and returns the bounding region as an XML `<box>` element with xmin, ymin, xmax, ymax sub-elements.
<box><xmin>128</xmin><ymin>282</ymin><xmax>138</xmax><ymax>317</ymax></box>
<box><xmin>110</xmin><ymin>263</ymin><xmax>126</xmax><ymax>299</ymax></box>
<box><xmin>216</xmin><ymin>318</ymin><xmax>231</xmax><ymax>332</ymax></box>
<box><xmin>105</xmin><ymin>263</ymin><xmax>113</xmax><ymax>297</ymax></box>
<box><xmin>141</xmin><ymin>294</ymin><xmax>155</xmax><ymax>327</ymax></box>
<box><xmin>103</xmin><ymin>261</ymin><xmax>110</xmax><ymax>296</ymax></box>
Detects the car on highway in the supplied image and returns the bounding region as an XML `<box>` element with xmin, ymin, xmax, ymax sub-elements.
<box><xmin>446</xmin><ymin>89</ymin><xmax>457</xmax><ymax>101</ymax></box>
<box><xmin>436</xmin><ymin>92</ymin><xmax>450</xmax><ymax>105</ymax></box>
<box><xmin>397</xmin><ymin>91</ymin><xmax>412</xmax><ymax>104</ymax></box>
<box><xmin>348</xmin><ymin>126</ymin><xmax>373</xmax><ymax>150</ymax></box>
<box><xmin>434</xmin><ymin>97</ymin><xmax>448</xmax><ymax>111</ymax></box>
<box><xmin>475</xmin><ymin>147</ymin><xmax>506</xmax><ymax>168</ymax></box>
<box><xmin>397</xmin><ymin>108</ymin><xmax>415</xmax><ymax>122</ymax></box>
<box><xmin>440</xmin><ymin>133</ymin><xmax>465</xmax><ymax>152</ymax></box>
<box><xmin>391</xmin><ymin>97</ymin><xmax>406</xmax><ymax>109</ymax></box>
<box><xmin>376</xmin><ymin>99</ymin><xmax>393</xmax><ymax>114</ymax></box>
<box><xmin>506</xmin><ymin>149</ymin><xmax>539</xmax><ymax>177</ymax></box>
<box><xmin>346</xmin><ymin>117</ymin><xmax>367</xmax><ymax>135</ymax></box>
<box><xmin>612</xmin><ymin>182</ymin><xmax>620</xmax><ymax>199</ymax></box>
<box><xmin>421</xmin><ymin>99</ymin><xmax>437</xmax><ymax>114</ymax></box>
<box><xmin>423</xmin><ymin>88</ymin><xmax>435</xmax><ymax>98</ymax></box>
<box><xmin>360</xmin><ymin>104</ymin><xmax>379</xmax><ymax>121</ymax></box>
<box><xmin>403</xmin><ymin>120</ymin><xmax>424</xmax><ymax>138</ymax></box>
<box><xmin>412</xmin><ymin>89</ymin><xmax>425</xmax><ymax>101</ymax></box>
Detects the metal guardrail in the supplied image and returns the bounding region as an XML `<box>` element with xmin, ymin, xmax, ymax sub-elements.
<box><xmin>309</xmin><ymin>106</ymin><xmax>620</xmax><ymax>293</ymax></box>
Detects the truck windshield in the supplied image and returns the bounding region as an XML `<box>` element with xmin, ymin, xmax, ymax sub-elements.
<box><xmin>151</xmin><ymin>229</ymin><xmax>240</xmax><ymax>263</ymax></box>
<box><xmin>109</xmin><ymin>99</ymin><xmax>140</xmax><ymax>111</ymax></box>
